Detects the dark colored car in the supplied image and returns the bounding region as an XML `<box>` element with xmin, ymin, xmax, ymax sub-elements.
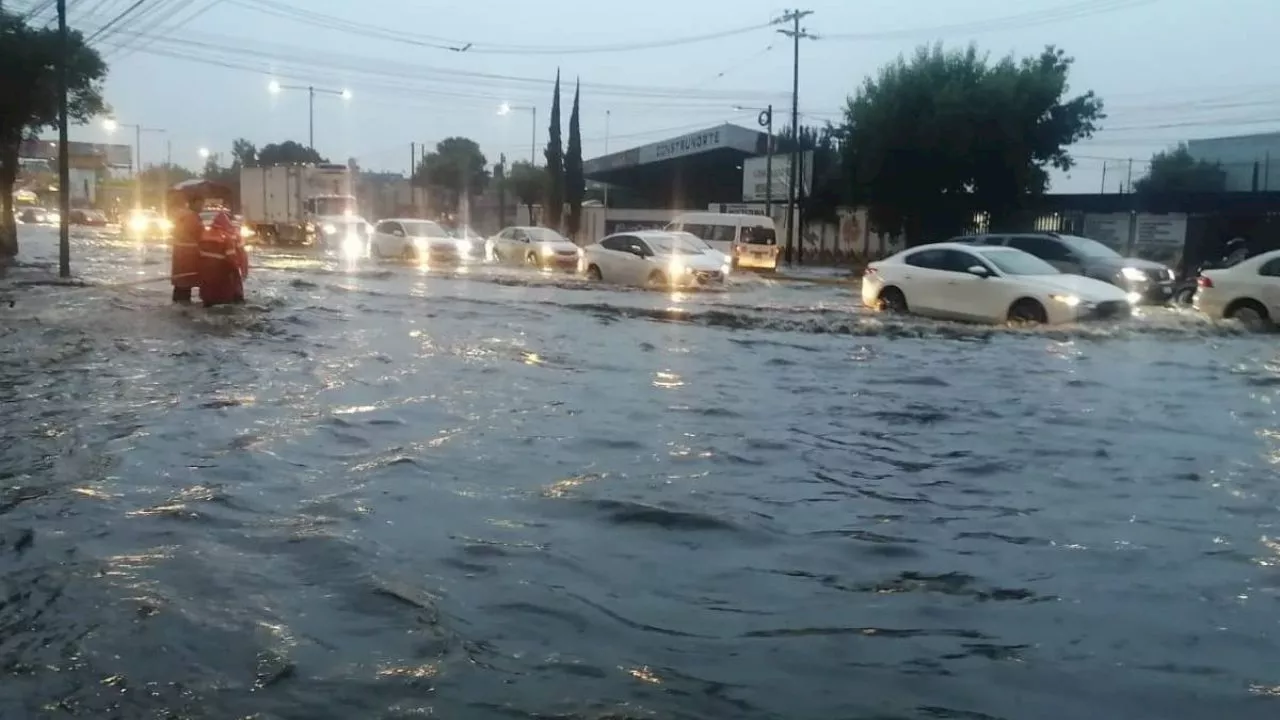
<box><xmin>955</xmin><ymin>232</ymin><xmax>1176</xmax><ymax>304</ymax></box>
<box><xmin>69</xmin><ymin>209</ymin><xmax>108</xmax><ymax>226</ymax></box>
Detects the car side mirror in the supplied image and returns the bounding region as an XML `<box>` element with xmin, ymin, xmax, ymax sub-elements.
<box><xmin>967</xmin><ymin>265</ymin><xmax>991</xmax><ymax>277</ymax></box>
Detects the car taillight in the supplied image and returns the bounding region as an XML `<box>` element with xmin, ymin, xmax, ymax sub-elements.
<box><xmin>1197</xmin><ymin>276</ymin><xmax>1213</xmax><ymax>288</ymax></box>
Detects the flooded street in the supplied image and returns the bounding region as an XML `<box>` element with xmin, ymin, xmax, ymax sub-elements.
<box><xmin>3</xmin><ymin>226</ymin><xmax>1279</xmax><ymax>719</ymax></box>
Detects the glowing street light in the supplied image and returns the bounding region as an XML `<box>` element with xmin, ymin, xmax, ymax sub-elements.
<box><xmin>267</xmin><ymin>79</ymin><xmax>351</xmax><ymax>152</ymax></box>
<box><xmin>199</xmin><ymin>147</ymin><xmax>210</xmax><ymax>159</ymax></box>
<box><xmin>498</xmin><ymin>102</ymin><xmax>537</xmax><ymax>165</ymax></box>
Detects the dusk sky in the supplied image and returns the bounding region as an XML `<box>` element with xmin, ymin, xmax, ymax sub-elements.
<box><xmin>20</xmin><ymin>0</ymin><xmax>1280</xmax><ymax>193</ymax></box>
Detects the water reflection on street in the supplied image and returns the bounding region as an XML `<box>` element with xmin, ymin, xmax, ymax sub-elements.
<box><xmin>2</xmin><ymin>226</ymin><xmax>1278</xmax><ymax>719</ymax></box>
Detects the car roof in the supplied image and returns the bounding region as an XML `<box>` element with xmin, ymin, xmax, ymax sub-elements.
<box><xmin>908</xmin><ymin>242</ymin><xmax>987</xmax><ymax>252</ymax></box>
<box><xmin>380</xmin><ymin>217</ymin><xmax>441</xmax><ymax>223</ymax></box>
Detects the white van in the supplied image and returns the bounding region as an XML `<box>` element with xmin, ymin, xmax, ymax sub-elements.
<box><xmin>665</xmin><ymin>212</ymin><xmax>780</xmax><ymax>271</ymax></box>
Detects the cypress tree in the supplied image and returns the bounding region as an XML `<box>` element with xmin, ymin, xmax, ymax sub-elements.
<box><xmin>543</xmin><ymin>69</ymin><xmax>564</xmax><ymax>230</ymax></box>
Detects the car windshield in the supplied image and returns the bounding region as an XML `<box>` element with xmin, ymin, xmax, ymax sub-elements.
<box><xmin>1058</xmin><ymin>235</ymin><xmax>1121</xmax><ymax>258</ymax></box>
<box><xmin>648</xmin><ymin>235</ymin><xmax>704</xmax><ymax>255</ymax></box>
<box><xmin>402</xmin><ymin>221</ymin><xmax>447</xmax><ymax>237</ymax></box>
<box><xmin>671</xmin><ymin>232</ymin><xmax>712</xmax><ymax>251</ymax></box>
<box><xmin>526</xmin><ymin>228</ymin><xmax>567</xmax><ymax>243</ymax></box>
<box><xmin>979</xmin><ymin>249</ymin><xmax>1061</xmax><ymax>276</ymax></box>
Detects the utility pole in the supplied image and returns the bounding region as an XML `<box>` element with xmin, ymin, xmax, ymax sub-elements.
<box><xmin>56</xmin><ymin>0</ymin><xmax>70</xmax><ymax>277</ymax></box>
<box><xmin>777</xmin><ymin>9</ymin><xmax>815</xmax><ymax>266</ymax></box>
<box><xmin>762</xmin><ymin>105</ymin><xmax>774</xmax><ymax>221</ymax></box>
<box><xmin>1100</xmin><ymin>163</ymin><xmax>1107</xmax><ymax>194</ymax></box>
<box><xmin>603</xmin><ymin>109</ymin><xmax>611</xmax><ymax>209</ymax></box>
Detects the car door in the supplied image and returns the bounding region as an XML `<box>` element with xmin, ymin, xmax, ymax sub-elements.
<box><xmin>374</xmin><ymin>221</ymin><xmax>400</xmax><ymax>256</ymax></box>
<box><xmin>1254</xmin><ymin>257</ymin><xmax>1280</xmax><ymax>318</ymax></box>
<box><xmin>595</xmin><ymin>236</ymin><xmax>630</xmax><ymax>280</ymax></box>
<box><xmin>935</xmin><ymin>249</ymin><xmax>1010</xmax><ymax>322</ymax></box>
<box><xmin>613</xmin><ymin>235</ymin><xmax>652</xmax><ymax>284</ymax></box>
<box><xmin>898</xmin><ymin>249</ymin><xmax>952</xmax><ymax>316</ymax></box>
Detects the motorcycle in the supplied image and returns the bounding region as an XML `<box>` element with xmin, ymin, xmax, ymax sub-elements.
<box><xmin>1171</xmin><ymin>239</ymin><xmax>1249</xmax><ymax>306</ymax></box>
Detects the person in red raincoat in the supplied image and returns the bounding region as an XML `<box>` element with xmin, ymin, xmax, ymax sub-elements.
<box><xmin>170</xmin><ymin>197</ymin><xmax>203</xmax><ymax>303</ymax></box>
<box><xmin>198</xmin><ymin>210</ymin><xmax>248</xmax><ymax>307</ymax></box>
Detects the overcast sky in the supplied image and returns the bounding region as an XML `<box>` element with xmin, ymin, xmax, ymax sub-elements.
<box><xmin>26</xmin><ymin>0</ymin><xmax>1280</xmax><ymax>194</ymax></box>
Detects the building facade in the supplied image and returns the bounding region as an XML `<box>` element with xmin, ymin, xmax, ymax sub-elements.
<box><xmin>1186</xmin><ymin>131</ymin><xmax>1278</xmax><ymax>192</ymax></box>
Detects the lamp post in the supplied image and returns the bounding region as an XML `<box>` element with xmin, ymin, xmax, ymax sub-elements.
<box><xmin>498</xmin><ymin>102</ymin><xmax>537</xmax><ymax>166</ymax></box>
<box><xmin>102</xmin><ymin>117</ymin><xmax>166</xmax><ymax>210</ymax></box>
<box><xmin>268</xmin><ymin>80</ymin><xmax>351</xmax><ymax>152</ymax></box>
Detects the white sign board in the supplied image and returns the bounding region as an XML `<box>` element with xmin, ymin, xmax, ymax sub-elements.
<box><xmin>1134</xmin><ymin>213</ymin><xmax>1187</xmax><ymax>246</ymax></box>
<box><xmin>742</xmin><ymin>151</ymin><xmax>813</xmax><ymax>202</ymax></box>
<box><xmin>1082</xmin><ymin>213</ymin><xmax>1130</xmax><ymax>252</ymax></box>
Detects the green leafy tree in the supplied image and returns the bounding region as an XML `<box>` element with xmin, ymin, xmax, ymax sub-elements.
<box><xmin>508</xmin><ymin>160</ymin><xmax>547</xmax><ymax>223</ymax></box>
<box><xmin>414</xmin><ymin>136</ymin><xmax>489</xmax><ymax>215</ymax></box>
<box><xmin>257</xmin><ymin>140</ymin><xmax>325</xmax><ymax>165</ymax></box>
<box><xmin>842</xmin><ymin>44</ymin><xmax>1103</xmax><ymax>244</ymax></box>
<box><xmin>564</xmin><ymin>78</ymin><xmax>585</xmax><ymax>238</ymax></box>
<box><xmin>1133</xmin><ymin>143</ymin><xmax>1226</xmax><ymax>195</ymax></box>
<box><xmin>544</xmin><ymin>69</ymin><xmax>564</xmax><ymax>230</ymax></box>
<box><xmin>230</xmin><ymin>138</ymin><xmax>257</xmax><ymax>168</ymax></box>
<box><xmin>0</xmin><ymin>9</ymin><xmax>108</xmax><ymax>256</ymax></box>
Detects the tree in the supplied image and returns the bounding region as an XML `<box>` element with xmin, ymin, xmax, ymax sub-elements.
<box><xmin>257</xmin><ymin>140</ymin><xmax>325</xmax><ymax>165</ymax></box>
<box><xmin>508</xmin><ymin>161</ymin><xmax>547</xmax><ymax>222</ymax></box>
<box><xmin>230</xmin><ymin>138</ymin><xmax>257</xmax><ymax>168</ymax></box>
<box><xmin>842</xmin><ymin>44</ymin><xmax>1103</xmax><ymax>244</ymax></box>
<box><xmin>0</xmin><ymin>10</ymin><xmax>108</xmax><ymax>256</ymax></box>
<box><xmin>414</xmin><ymin>136</ymin><xmax>489</xmax><ymax>216</ymax></box>
<box><xmin>544</xmin><ymin>69</ymin><xmax>565</xmax><ymax>230</ymax></box>
<box><xmin>1133</xmin><ymin>143</ymin><xmax>1226</xmax><ymax>195</ymax></box>
<box><xmin>564</xmin><ymin>78</ymin><xmax>585</xmax><ymax>238</ymax></box>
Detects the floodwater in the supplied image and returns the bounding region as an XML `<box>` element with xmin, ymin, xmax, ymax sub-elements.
<box><xmin>2</xmin><ymin>226</ymin><xmax>1279</xmax><ymax>719</ymax></box>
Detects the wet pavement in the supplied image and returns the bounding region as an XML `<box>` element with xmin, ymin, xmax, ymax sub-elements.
<box><xmin>2</xmin><ymin>225</ymin><xmax>1279</xmax><ymax>719</ymax></box>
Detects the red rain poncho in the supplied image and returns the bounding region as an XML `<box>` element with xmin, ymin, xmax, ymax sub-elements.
<box><xmin>198</xmin><ymin>211</ymin><xmax>247</xmax><ymax>306</ymax></box>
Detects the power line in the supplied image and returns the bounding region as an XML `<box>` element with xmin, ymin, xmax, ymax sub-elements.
<box><xmin>84</xmin><ymin>0</ymin><xmax>151</xmax><ymax>43</ymax></box>
<box><xmin>822</xmin><ymin>0</ymin><xmax>1158</xmax><ymax>41</ymax></box>
<box><xmin>231</xmin><ymin>0</ymin><xmax>780</xmax><ymax>55</ymax></box>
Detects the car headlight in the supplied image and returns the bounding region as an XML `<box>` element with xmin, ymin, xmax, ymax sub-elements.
<box><xmin>322</xmin><ymin>223</ymin><xmax>337</xmax><ymax>235</ymax></box>
<box><xmin>1049</xmin><ymin>293</ymin><xmax>1080</xmax><ymax>307</ymax></box>
<box><xmin>540</xmin><ymin>245</ymin><xmax>553</xmax><ymax>256</ymax></box>
<box><xmin>239</xmin><ymin>225</ymin><xmax>254</xmax><ymax>239</ymax></box>
<box><xmin>1125</xmin><ymin>292</ymin><xmax>1142</xmax><ymax>304</ymax></box>
<box><xmin>158</xmin><ymin>218</ymin><xmax>173</xmax><ymax>232</ymax></box>
<box><xmin>340</xmin><ymin>234</ymin><xmax>363</xmax><ymax>257</ymax></box>
<box><xmin>721</xmin><ymin>262</ymin><xmax>731</xmax><ymax>275</ymax></box>
<box><xmin>1120</xmin><ymin>267</ymin><xmax>1146</xmax><ymax>281</ymax></box>
<box><xmin>128</xmin><ymin>218</ymin><xmax>147</xmax><ymax>232</ymax></box>
<box><xmin>455</xmin><ymin>238</ymin><xmax>472</xmax><ymax>253</ymax></box>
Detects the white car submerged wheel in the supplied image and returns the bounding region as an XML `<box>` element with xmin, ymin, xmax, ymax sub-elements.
<box><xmin>586</xmin><ymin>264</ymin><xmax>603</xmax><ymax>282</ymax></box>
<box><xmin>1226</xmin><ymin>300</ymin><xmax>1270</xmax><ymax>331</ymax></box>
<box><xmin>1007</xmin><ymin>298</ymin><xmax>1048</xmax><ymax>325</ymax></box>
<box><xmin>878</xmin><ymin>287</ymin><xmax>908</xmax><ymax>313</ymax></box>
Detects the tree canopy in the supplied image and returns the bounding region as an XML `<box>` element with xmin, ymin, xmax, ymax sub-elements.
<box><xmin>257</xmin><ymin>140</ymin><xmax>325</xmax><ymax>165</ymax></box>
<box><xmin>564</xmin><ymin>79</ymin><xmax>585</xmax><ymax>238</ymax></box>
<box><xmin>507</xmin><ymin>161</ymin><xmax>548</xmax><ymax>222</ymax></box>
<box><xmin>842</xmin><ymin>44</ymin><xmax>1103</xmax><ymax>244</ymax></box>
<box><xmin>544</xmin><ymin>70</ymin><xmax>565</xmax><ymax>230</ymax></box>
<box><xmin>0</xmin><ymin>9</ymin><xmax>108</xmax><ymax>256</ymax></box>
<box><xmin>414</xmin><ymin>136</ymin><xmax>489</xmax><ymax>214</ymax></box>
<box><xmin>1133</xmin><ymin>143</ymin><xmax>1227</xmax><ymax>195</ymax></box>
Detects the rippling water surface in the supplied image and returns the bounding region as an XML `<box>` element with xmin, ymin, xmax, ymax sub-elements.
<box><xmin>3</xmin><ymin>227</ymin><xmax>1279</xmax><ymax>719</ymax></box>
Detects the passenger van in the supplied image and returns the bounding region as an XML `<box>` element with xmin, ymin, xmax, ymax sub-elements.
<box><xmin>665</xmin><ymin>212</ymin><xmax>780</xmax><ymax>271</ymax></box>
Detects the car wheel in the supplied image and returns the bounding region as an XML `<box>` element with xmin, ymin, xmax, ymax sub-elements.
<box><xmin>402</xmin><ymin>246</ymin><xmax>416</xmax><ymax>262</ymax></box>
<box><xmin>526</xmin><ymin>251</ymin><xmax>540</xmax><ymax>268</ymax></box>
<box><xmin>1226</xmin><ymin>299</ymin><xmax>1270</xmax><ymax>330</ymax></box>
<box><xmin>878</xmin><ymin>286</ymin><xmax>908</xmax><ymax>313</ymax></box>
<box><xmin>586</xmin><ymin>264</ymin><xmax>603</xmax><ymax>282</ymax></box>
<box><xmin>646</xmin><ymin>270</ymin><xmax>668</xmax><ymax>289</ymax></box>
<box><xmin>1008</xmin><ymin>298</ymin><xmax>1048</xmax><ymax>325</ymax></box>
<box><xmin>1172</xmin><ymin>285</ymin><xmax>1195</xmax><ymax>305</ymax></box>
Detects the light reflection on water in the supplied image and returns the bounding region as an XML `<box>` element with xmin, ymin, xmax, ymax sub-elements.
<box><xmin>1</xmin><ymin>227</ymin><xmax>1279</xmax><ymax>719</ymax></box>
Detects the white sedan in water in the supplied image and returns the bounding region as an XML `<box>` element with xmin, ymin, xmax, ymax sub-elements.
<box><xmin>1193</xmin><ymin>248</ymin><xmax>1280</xmax><ymax>330</ymax></box>
<box><xmin>487</xmin><ymin>226</ymin><xmax>581</xmax><ymax>271</ymax></box>
<box><xmin>583</xmin><ymin>230</ymin><xmax>730</xmax><ymax>289</ymax></box>
<box><xmin>862</xmin><ymin>242</ymin><xmax>1133</xmax><ymax>324</ymax></box>
<box><xmin>371</xmin><ymin>218</ymin><xmax>472</xmax><ymax>264</ymax></box>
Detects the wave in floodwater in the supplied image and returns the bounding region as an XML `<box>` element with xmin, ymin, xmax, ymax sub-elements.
<box><xmin>3</xmin><ymin>226</ymin><xmax>1280</xmax><ymax>719</ymax></box>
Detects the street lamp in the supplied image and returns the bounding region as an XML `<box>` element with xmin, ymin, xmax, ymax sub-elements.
<box><xmin>734</xmin><ymin>104</ymin><xmax>776</xmax><ymax>220</ymax></box>
<box><xmin>498</xmin><ymin>101</ymin><xmax>537</xmax><ymax>166</ymax></box>
<box><xmin>268</xmin><ymin>79</ymin><xmax>351</xmax><ymax>152</ymax></box>
<box><xmin>199</xmin><ymin>147</ymin><xmax>210</xmax><ymax>159</ymax></box>
<box><xmin>102</xmin><ymin>116</ymin><xmax>166</xmax><ymax>209</ymax></box>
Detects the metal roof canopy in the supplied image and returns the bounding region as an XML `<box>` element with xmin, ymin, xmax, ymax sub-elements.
<box><xmin>584</xmin><ymin>123</ymin><xmax>767</xmax><ymax>208</ymax></box>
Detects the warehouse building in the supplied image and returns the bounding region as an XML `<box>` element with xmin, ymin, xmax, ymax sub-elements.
<box><xmin>1186</xmin><ymin>130</ymin><xmax>1278</xmax><ymax>192</ymax></box>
